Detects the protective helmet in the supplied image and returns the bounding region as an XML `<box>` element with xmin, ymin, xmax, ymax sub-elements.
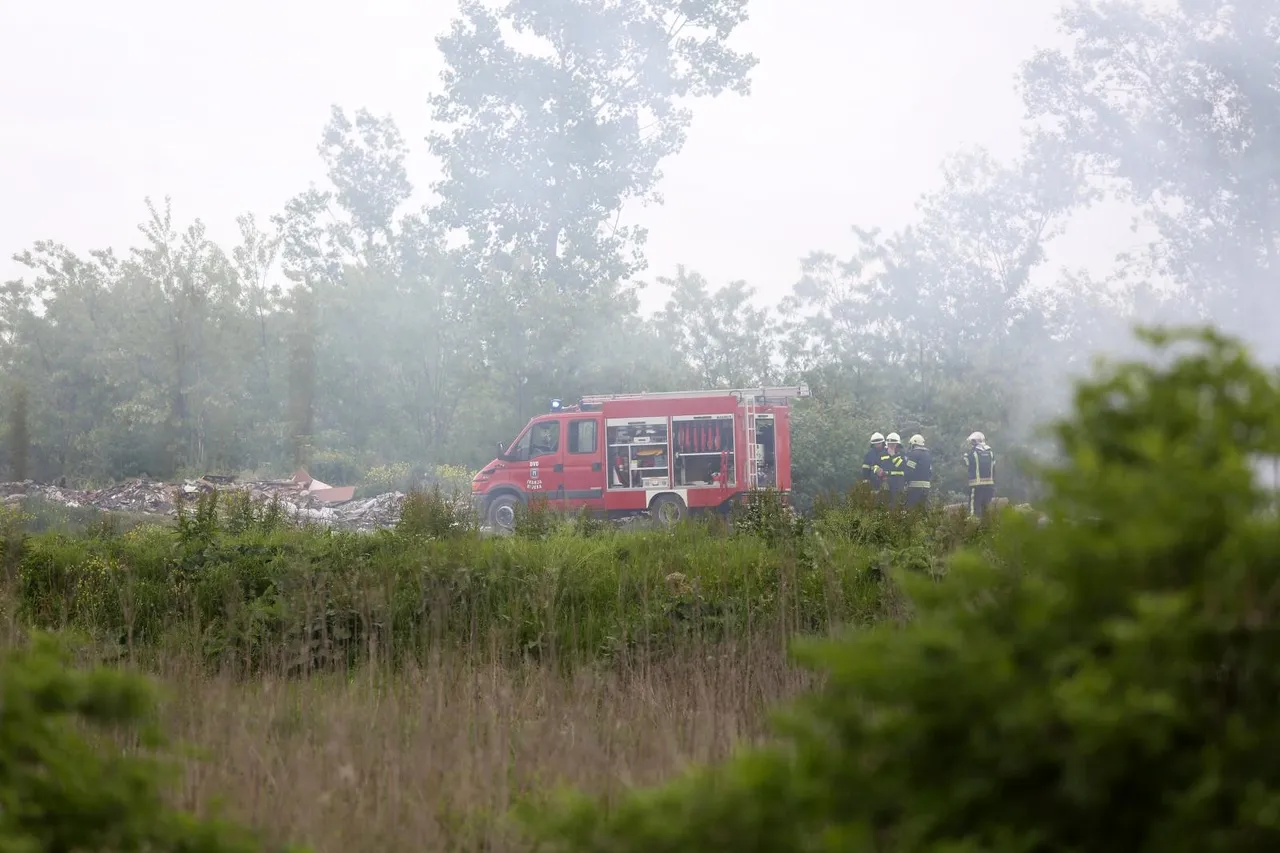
<box><xmin>886</xmin><ymin>432</ymin><xmax>901</xmax><ymax>444</ymax></box>
<box><xmin>909</xmin><ymin>434</ymin><xmax>925</xmax><ymax>447</ymax></box>
<box><xmin>870</xmin><ymin>432</ymin><xmax>885</xmax><ymax>444</ymax></box>
<box><xmin>968</xmin><ymin>431</ymin><xmax>985</xmax><ymax>443</ymax></box>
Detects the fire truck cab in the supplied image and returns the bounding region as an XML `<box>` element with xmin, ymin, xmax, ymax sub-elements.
<box><xmin>471</xmin><ymin>385</ymin><xmax>810</xmax><ymax>531</ymax></box>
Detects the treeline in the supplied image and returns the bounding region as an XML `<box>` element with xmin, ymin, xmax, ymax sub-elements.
<box><xmin>1</xmin><ymin>0</ymin><xmax>1275</xmax><ymax>506</ymax></box>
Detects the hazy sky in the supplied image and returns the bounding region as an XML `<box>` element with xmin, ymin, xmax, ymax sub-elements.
<box><xmin>1</xmin><ymin>0</ymin><xmax>1139</xmax><ymax>312</ymax></box>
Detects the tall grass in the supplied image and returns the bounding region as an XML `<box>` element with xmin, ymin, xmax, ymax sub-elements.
<box><xmin>0</xmin><ymin>488</ymin><xmax>992</xmax><ymax>853</ymax></box>
<box><xmin>5</xmin><ymin>489</ymin><xmax>984</xmax><ymax>674</ymax></box>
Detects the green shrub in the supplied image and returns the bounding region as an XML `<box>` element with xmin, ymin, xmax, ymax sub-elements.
<box><xmin>0</xmin><ymin>632</ymin><xmax>303</xmax><ymax>852</ymax></box>
<box><xmin>428</xmin><ymin>463</ymin><xmax>476</xmax><ymax>497</ymax></box>
<box><xmin>729</xmin><ymin>488</ymin><xmax>806</xmax><ymax>545</ymax></box>
<box><xmin>360</xmin><ymin>462</ymin><xmax>476</xmax><ymax>499</ymax></box>
<box><xmin>396</xmin><ymin>486</ymin><xmax>475</xmax><ymax>538</ymax></box>
<box><xmin>520</xmin><ymin>326</ymin><xmax>1280</xmax><ymax>851</ymax></box>
<box><xmin>361</xmin><ymin>462</ymin><xmax>414</xmax><ymax>495</ymax></box>
<box><xmin>305</xmin><ymin>449</ymin><xmax>363</xmax><ymax>490</ymax></box>
<box><xmin>13</xmin><ymin>496</ymin><xmax>152</xmax><ymax>538</ymax></box>
<box><xmin>12</xmin><ymin>493</ymin><xmax>974</xmax><ymax>675</ymax></box>
<box><xmin>514</xmin><ymin>495</ymin><xmax>562</xmax><ymax>538</ymax></box>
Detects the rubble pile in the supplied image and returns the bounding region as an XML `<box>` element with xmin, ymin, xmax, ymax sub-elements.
<box><xmin>1</xmin><ymin>480</ymin><xmax>180</xmax><ymax>514</ymax></box>
<box><xmin>0</xmin><ymin>469</ymin><xmax>469</xmax><ymax>533</ymax></box>
<box><xmin>278</xmin><ymin>491</ymin><xmax>412</xmax><ymax>531</ymax></box>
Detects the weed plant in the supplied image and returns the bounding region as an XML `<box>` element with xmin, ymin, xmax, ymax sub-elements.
<box><xmin>4</xmin><ymin>486</ymin><xmax>985</xmax><ymax>678</ymax></box>
<box><xmin>0</xmin><ymin>484</ymin><xmax>989</xmax><ymax>852</ymax></box>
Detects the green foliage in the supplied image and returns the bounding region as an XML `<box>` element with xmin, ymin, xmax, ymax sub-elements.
<box><xmin>14</xmin><ymin>497</ymin><xmax>153</xmax><ymax>539</ymax></box>
<box><xmin>0</xmin><ymin>633</ymin><xmax>299</xmax><ymax>853</ymax></box>
<box><xmin>428</xmin><ymin>463</ymin><xmax>475</xmax><ymax>496</ymax></box>
<box><xmin>429</xmin><ymin>0</ymin><xmax>756</xmax><ymax>290</ymax></box>
<box><xmin>174</xmin><ymin>490</ymin><xmax>222</xmax><ymax>547</ymax></box>
<box><xmin>1</xmin><ymin>0</ymin><xmax>1254</xmax><ymax>521</ymax></box>
<box><xmin>569</xmin><ymin>507</ymin><xmax>610</xmax><ymax>538</ymax></box>
<box><xmin>521</xmin><ymin>325</ymin><xmax>1280</xmax><ymax>851</ymax></box>
<box><xmin>7</xmin><ymin>382</ymin><xmax>29</xmax><ymax>482</ymax></box>
<box><xmin>304</xmin><ymin>449</ymin><xmax>363</xmax><ymax>492</ymax></box>
<box><xmin>0</xmin><ymin>502</ymin><xmax>26</xmax><ymax>589</ymax></box>
<box><xmin>12</xmin><ymin>491</ymin><xmax>982</xmax><ymax>676</ymax></box>
<box><xmin>218</xmin><ymin>490</ymin><xmax>288</xmax><ymax>537</ymax></box>
<box><xmin>360</xmin><ymin>462</ymin><xmax>413</xmax><ymax>495</ymax></box>
<box><xmin>656</xmin><ymin>268</ymin><xmax>779</xmax><ymax>387</ymax></box>
<box><xmin>729</xmin><ymin>489</ymin><xmax>806</xmax><ymax>546</ymax></box>
<box><xmin>1022</xmin><ymin>0</ymin><xmax>1274</xmax><ymax>344</ymax></box>
<box><xmin>396</xmin><ymin>486</ymin><xmax>475</xmax><ymax>538</ymax></box>
<box><xmin>513</xmin><ymin>495</ymin><xmax>562</xmax><ymax>539</ymax></box>
<box><xmin>175</xmin><ymin>490</ymin><xmax>289</xmax><ymax>546</ymax></box>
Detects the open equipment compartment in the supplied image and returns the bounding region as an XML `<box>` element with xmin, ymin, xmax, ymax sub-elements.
<box><xmin>606</xmin><ymin>416</ymin><xmax>671</xmax><ymax>489</ymax></box>
<box><xmin>753</xmin><ymin>413</ymin><xmax>777</xmax><ymax>487</ymax></box>
<box><xmin>672</xmin><ymin>414</ymin><xmax>736</xmax><ymax>488</ymax></box>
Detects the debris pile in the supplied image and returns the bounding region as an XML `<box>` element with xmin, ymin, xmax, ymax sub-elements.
<box><xmin>0</xmin><ymin>469</ymin><xmax>471</xmax><ymax>533</ymax></box>
<box><xmin>279</xmin><ymin>491</ymin><xmax>413</xmax><ymax>531</ymax></box>
<box><xmin>1</xmin><ymin>479</ymin><xmax>179</xmax><ymax>515</ymax></box>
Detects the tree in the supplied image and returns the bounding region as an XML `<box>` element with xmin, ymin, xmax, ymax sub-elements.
<box><xmin>229</xmin><ymin>211</ymin><xmax>283</xmax><ymax>403</ymax></box>
<box><xmin>522</xmin><ymin>325</ymin><xmax>1280</xmax><ymax>850</ymax></box>
<box><xmin>127</xmin><ymin>198</ymin><xmax>256</xmax><ymax>474</ymax></box>
<box><xmin>1021</xmin><ymin>0</ymin><xmax>1280</xmax><ymax>356</ymax></box>
<box><xmin>7</xmin><ymin>382</ymin><xmax>28</xmax><ymax>481</ymax></box>
<box><xmin>271</xmin><ymin>107</ymin><xmax>490</xmax><ymax>469</ymax></box>
<box><xmin>9</xmin><ymin>241</ymin><xmax>146</xmax><ymax>480</ymax></box>
<box><xmin>317</xmin><ymin>105</ymin><xmax>413</xmax><ymax>270</ymax></box>
<box><xmin>428</xmin><ymin>0</ymin><xmax>758</xmax><ymax>290</ymax></box>
<box><xmin>656</xmin><ymin>267</ymin><xmax>779</xmax><ymax>388</ymax></box>
<box><xmin>287</xmin><ymin>285</ymin><xmax>317</xmax><ymax>469</ymax></box>
<box><xmin>777</xmin><ymin>139</ymin><xmax>1090</xmax><ymax>503</ymax></box>
<box><xmin>425</xmin><ymin>0</ymin><xmax>758</xmax><ymax>432</ymax></box>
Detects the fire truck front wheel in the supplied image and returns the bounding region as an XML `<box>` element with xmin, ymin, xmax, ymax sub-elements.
<box><xmin>487</xmin><ymin>493</ymin><xmax>521</xmax><ymax>532</ymax></box>
<box><xmin>649</xmin><ymin>493</ymin><xmax>687</xmax><ymax>528</ymax></box>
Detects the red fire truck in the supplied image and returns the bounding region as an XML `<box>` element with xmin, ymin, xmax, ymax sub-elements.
<box><xmin>471</xmin><ymin>385</ymin><xmax>811</xmax><ymax>531</ymax></box>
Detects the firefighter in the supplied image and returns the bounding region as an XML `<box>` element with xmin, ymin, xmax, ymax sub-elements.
<box><xmin>904</xmin><ymin>433</ymin><xmax>931</xmax><ymax>508</ymax></box>
<box><xmin>964</xmin><ymin>431</ymin><xmax>997</xmax><ymax>518</ymax></box>
<box><xmin>885</xmin><ymin>432</ymin><xmax>907</xmax><ymax>505</ymax></box>
<box><xmin>861</xmin><ymin>432</ymin><xmax>888</xmax><ymax>492</ymax></box>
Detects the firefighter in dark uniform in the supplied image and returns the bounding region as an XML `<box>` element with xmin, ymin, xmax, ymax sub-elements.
<box><xmin>964</xmin><ymin>430</ymin><xmax>997</xmax><ymax>517</ymax></box>
<box><xmin>904</xmin><ymin>433</ymin><xmax>932</xmax><ymax>508</ymax></box>
<box><xmin>885</xmin><ymin>432</ymin><xmax>907</xmax><ymax>506</ymax></box>
<box><xmin>861</xmin><ymin>432</ymin><xmax>888</xmax><ymax>493</ymax></box>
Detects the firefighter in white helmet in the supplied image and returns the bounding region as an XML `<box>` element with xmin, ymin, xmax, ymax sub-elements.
<box><xmin>904</xmin><ymin>433</ymin><xmax>931</xmax><ymax>508</ymax></box>
<box><xmin>964</xmin><ymin>430</ymin><xmax>996</xmax><ymax>517</ymax></box>
<box><xmin>885</xmin><ymin>432</ymin><xmax>907</xmax><ymax>505</ymax></box>
<box><xmin>861</xmin><ymin>432</ymin><xmax>888</xmax><ymax>492</ymax></box>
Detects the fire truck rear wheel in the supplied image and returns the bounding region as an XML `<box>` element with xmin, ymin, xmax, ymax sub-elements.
<box><xmin>487</xmin><ymin>494</ymin><xmax>520</xmax><ymax>532</ymax></box>
<box><xmin>650</xmin><ymin>493</ymin><xmax>687</xmax><ymax>528</ymax></box>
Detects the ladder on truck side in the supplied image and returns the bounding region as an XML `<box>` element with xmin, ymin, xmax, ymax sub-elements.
<box><xmin>744</xmin><ymin>394</ymin><xmax>760</xmax><ymax>488</ymax></box>
<box><xmin>578</xmin><ymin>384</ymin><xmax>811</xmax><ymax>406</ymax></box>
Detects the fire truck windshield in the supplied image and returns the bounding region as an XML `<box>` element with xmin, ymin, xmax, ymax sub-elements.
<box><xmin>500</xmin><ymin>419</ymin><xmax>560</xmax><ymax>462</ymax></box>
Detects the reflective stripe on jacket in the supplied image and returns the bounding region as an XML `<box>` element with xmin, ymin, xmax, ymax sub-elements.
<box><xmin>878</xmin><ymin>452</ymin><xmax>895</xmax><ymax>490</ymax></box>
<box><xmin>905</xmin><ymin>446</ymin><xmax>932</xmax><ymax>489</ymax></box>
<box><xmin>862</xmin><ymin>446</ymin><xmax>884</xmax><ymax>484</ymax></box>
<box><xmin>965</xmin><ymin>444</ymin><xmax>996</xmax><ymax>487</ymax></box>
<box><xmin>887</xmin><ymin>450</ymin><xmax>907</xmax><ymax>491</ymax></box>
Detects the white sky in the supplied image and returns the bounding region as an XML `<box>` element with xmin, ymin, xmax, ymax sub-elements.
<box><xmin>0</xmin><ymin>0</ymin><xmax>1141</xmax><ymax>313</ymax></box>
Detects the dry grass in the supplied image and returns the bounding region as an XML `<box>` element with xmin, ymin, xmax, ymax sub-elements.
<box><xmin>0</xmin><ymin>495</ymin><xmax>954</xmax><ymax>850</ymax></box>
<box><xmin>154</xmin><ymin>637</ymin><xmax>814</xmax><ymax>852</ymax></box>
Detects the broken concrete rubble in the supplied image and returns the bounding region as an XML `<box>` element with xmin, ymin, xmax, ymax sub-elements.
<box><xmin>0</xmin><ymin>472</ymin><xmax>471</xmax><ymax>533</ymax></box>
